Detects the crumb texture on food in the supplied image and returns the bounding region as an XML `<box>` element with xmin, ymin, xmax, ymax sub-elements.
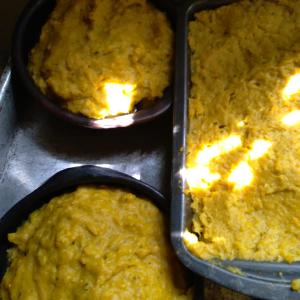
<box><xmin>291</xmin><ymin>279</ymin><xmax>300</xmax><ymax>292</ymax></box>
<box><xmin>0</xmin><ymin>186</ymin><xmax>192</xmax><ymax>300</ymax></box>
<box><xmin>28</xmin><ymin>0</ymin><xmax>173</xmax><ymax>119</ymax></box>
<box><xmin>186</xmin><ymin>0</ymin><xmax>300</xmax><ymax>262</ymax></box>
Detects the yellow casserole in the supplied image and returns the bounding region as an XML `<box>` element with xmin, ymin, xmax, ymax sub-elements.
<box><xmin>28</xmin><ymin>0</ymin><xmax>173</xmax><ymax>119</ymax></box>
<box><xmin>0</xmin><ymin>186</ymin><xmax>192</xmax><ymax>300</ymax></box>
<box><xmin>291</xmin><ymin>279</ymin><xmax>300</xmax><ymax>292</ymax></box>
<box><xmin>184</xmin><ymin>0</ymin><xmax>300</xmax><ymax>262</ymax></box>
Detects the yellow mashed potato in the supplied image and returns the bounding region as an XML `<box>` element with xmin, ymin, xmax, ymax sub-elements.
<box><xmin>291</xmin><ymin>279</ymin><xmax>300</xmax><ymax>292</ymax></box>
<box><xmin>28</xmin><ymin>0</ymin><xmax>173</xmax><ymax>119</ymax></box>
<box><xmin>0</xmin><ymin>186</ymin><xmax>192</xmax><ymax>300</ymax></box>
<box><xmin>185</xmin><ymin>0</ymin><xmax>300</xmax><ymax>262</ymax></box>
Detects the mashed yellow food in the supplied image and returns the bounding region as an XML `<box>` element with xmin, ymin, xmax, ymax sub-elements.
<box><xmin>28</xmin><ymin>0</ymin><xmax>173</xmax><ymax>119</ymax></box>
<box><xmin>291</xmin><ymin>279</ymin><xmax>300</xmax><ymax>292</ymax></box>
<box><xmin>0</xmin><ymin>186</ymin><xmax>192</xmax><ymax>300</ymax></box>
<box><xmin>185</xmin><ymin>0</ymin><xmax>300</xmax><ymax>262</ymax></box>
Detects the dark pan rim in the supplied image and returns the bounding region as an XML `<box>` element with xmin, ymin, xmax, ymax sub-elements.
<box><xmin>0</xmin><ymin>165</ymin><xmax>168</xmax><ymax>279</ymax></box>
<box><xmin>171</xmin><ymin>0</ymin><xmax>300</xmax><ymax>299</ymax></box>
<box><xmin>11</xmin><ymin>0</ymin><xmax>174</xmax><ymax>129</ymax></box>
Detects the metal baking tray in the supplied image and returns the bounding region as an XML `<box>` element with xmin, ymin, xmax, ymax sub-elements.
<box><xmin>171</xmin><ymin>0</ymin><xmax>300</xmax><ymax>299</ymax></box>
<box><xmin>0</xmin><ymin>0</ymin><xmax>207</xmax><ymax>297</ymax></box>
<box><xmin>0</xmin><ymin>63</ymin><xmax>173</xmax><ymax>219</ymax></box>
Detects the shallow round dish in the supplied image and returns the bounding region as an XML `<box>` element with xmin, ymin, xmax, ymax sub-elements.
<box><xmin>12</xmin><ymin>0</ymin><xmax>175</xmax><ymax>129</ymax></box>
<box><xmin>0</xmin><ymin>165</ymin><xmax>168</xmax><ymax>279</ymax></box>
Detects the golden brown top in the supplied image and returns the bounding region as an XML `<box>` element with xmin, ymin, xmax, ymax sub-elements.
<box><xmin>1</xmin><ymin>186</ymin><xmax>192</xmax><ymax>300</ymax></box>
<box><xmin>185</xmin><ymin>0</ymin><xmax>300</xmax><ymax>262</ymax></box>
<box><xmin>29</xmin><ymin>0</ymin><xmax>173</xmax><ymax>119</ymax></box>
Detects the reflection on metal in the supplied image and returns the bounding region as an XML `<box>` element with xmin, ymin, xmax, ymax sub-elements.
<box><xmin>183</xmin><ymin>229</ymin><xmax>198</xmax><ymax>245</ymax></box>
<box><xmin>0</xmin><ymin>66</ymin><xmax>11</xmax><ymax>103</ymax></box>
<box><xmin>94</xmin><ymin>113</ymin><xmax>135</xmax><ymax>128</ymax></box>
<box><xmin>132</xmin><ymin>173</ymin><xmax>141</xmax><ymax>180</ymax></box>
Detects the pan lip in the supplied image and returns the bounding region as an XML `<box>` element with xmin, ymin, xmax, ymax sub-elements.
<box><xmin>171</xmin><ymin>234</ymin><xmax>300</xmax><ymax>300</ymax></box>
<box><xmin>11</xmin><ymin>0</ymin><xmax>175</xmax><ymax>129</ymax></box>
<box><xmin>171</xmin><ymin>0</ymin><xmax>300</xmax><ymax>299</ymax></box>
<box><xmin>0</xmin><ymin>165</ymin><xmax>168</xmax><ymax>228</ymax></box>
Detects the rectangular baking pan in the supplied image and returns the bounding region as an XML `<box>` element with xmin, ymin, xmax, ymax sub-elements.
<box><xmin>171</xmin><ymin>0</ymin><xmax>300</xmax><ymax>299</ymax></box>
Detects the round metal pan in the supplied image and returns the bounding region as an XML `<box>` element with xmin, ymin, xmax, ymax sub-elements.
<box><xmin>0</xmin><ymin>165</ymin><xmax>168</xmax><ymax>279</ymax></box>
<box><xmin>12</xmin><ymin>0</ymin><xmax>175</xmax><ymax>129</ymax></box>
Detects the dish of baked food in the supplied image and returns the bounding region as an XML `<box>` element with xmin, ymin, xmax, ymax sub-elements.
<box><xmin>0</xmin><ymin>186</ymin><xmax>192</xmax><ymax>299</ymax></box>
<box><xmin>28</xmin><ymin>0</ymin><xmax>173</xmax><ymax>119</ymax></box>
<box><xmin>184</xmin><ymin>0</ymin><xmax>300</xmax><ymax>262</ymax></box>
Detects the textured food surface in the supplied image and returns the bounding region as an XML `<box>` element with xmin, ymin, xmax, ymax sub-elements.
<box><xmin>291</xmin><ymin>279</ymin><xmax>300</xmax><ymax>292</ymax></box>
<box><xmin>0</xmin><ymin>186</ymin><xmax>191</xmax><ymax>300</ymax></box>
<box><xmin>28</xmin><ymin>0</ymin><xmax>173</xmax><ymax>119</ymax></box>
<box><xmin>185</xmin><ymin>0</ymin><xmax>300</xmax><ymax>262</ymax></box>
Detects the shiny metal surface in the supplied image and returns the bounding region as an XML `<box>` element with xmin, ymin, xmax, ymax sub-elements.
<box><xmin>0</xmin><ymin>67</ymin><xmax>172</xmax><ymax>218</ymax></box>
